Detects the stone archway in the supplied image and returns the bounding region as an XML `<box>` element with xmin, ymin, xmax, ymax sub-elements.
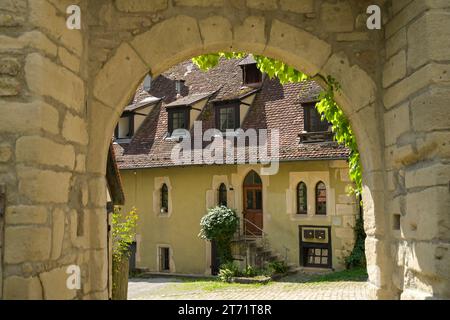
<box><xmin>0</xmin><ymin>0</ymin><xmax>448</xmax><ymax>300</ymax></box>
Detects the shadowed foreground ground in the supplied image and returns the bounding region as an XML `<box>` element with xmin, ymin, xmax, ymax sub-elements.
<box><xmin>128</xmin><ymin>268</ymin><xmax>372</xmax><ymax>300</ymax></box>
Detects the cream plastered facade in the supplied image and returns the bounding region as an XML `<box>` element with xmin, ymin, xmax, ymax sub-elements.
<box><xmin>119</xmin><ymin>160</ymin><xmax>358</xmax><ymax>275</ymax></box>
<box><xmin>0</xmin><ymin>0</ymin><xmax>449</xmax><ymax>299</ymax></box>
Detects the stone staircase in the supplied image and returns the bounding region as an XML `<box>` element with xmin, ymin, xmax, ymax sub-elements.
<box><xmin>231</xmin><ymin>220</ymin><xmax>296</xmax><ymax>274</ymax></box>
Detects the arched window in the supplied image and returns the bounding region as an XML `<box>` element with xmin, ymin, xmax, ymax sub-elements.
<box><xmin>218</xmin><ymin>183</ymin><xmax>227</xmax><ymax>207</ymax></box>
<box><xmin>315</xmin><ymin>181</ymin><xmax>327</xmax><ymax>215</ymax></box>
<box><xmin>297</xmin><ymin>182</ymin><xmax>307</xmax><ymax>214</ymax></box>
<box><xmin>243</xmin><ymin>170</ymin><xmax>262</xmax><ymax>186</ymax></box>
<box><xmin>160</xmin><ymin>183</ymin><xmax>168</xmax><ymax>214</ymax></box>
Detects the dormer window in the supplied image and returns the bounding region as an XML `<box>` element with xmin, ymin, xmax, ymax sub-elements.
<box><xmin>303</xmin><ymin>103</ymin><xmax>330</xmax><ymax>132</ymax></box>
<box><xmin>175</xmin><ymin>80</ymin><xmax>185</xmax><ymax>96</ymax></box>
<box><xmin>215</xmin><ymin>101</ymin><xmax>240</xmax><ymax>131</ymax></box>
<box><xmin>239</xmin><ymin>55</ymin><xmax>262</xmax><ymax>86</ymax></box>
<box><xmin>114</xmin><ymin>113</ymin><xmax>134</xmax><ymax>140</ymax></box>
<box><xmin>242</xmin><ymin>64</ymin><xmax>262</xmax><ymax>85</ymax></box>
<box><xmin>168</xmin><ymin>107</ymin><xmax>189</xmax><ymax>135</ymax></box>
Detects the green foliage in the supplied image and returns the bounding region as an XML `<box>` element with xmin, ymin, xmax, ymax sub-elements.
<box><xmin>344</xmin><ymin>211</ymin><xmax>367</xmax><ymax>269</ymax></box>
<box><xmin>267</xmin><ymin>260</ymin><xmax>289</xmax><ymax>275</ymax></box>
<box><xmin>218</xmin><ymin>261</ymin><xmax>241</xmax><ymax>282</ymax></box>
<box><xmin>112</xmin><ymin>206</ymin><xmax>139</xmax><ymax>260</ymax></box>
<box><xmin>316</xmin><ymin>76</ymin><xmax>362</xmax><ymax>194</ymax></box>
<box><xmin>243</xmin><ymin>265</ymin><xmax>257</xmax><ymax>277</ymax></box>
<box><xmin>192</xmin><ymin>52</ymin><xmax>362</xmax><ymax>195</ymax></box>
<box><xmin>111</xmin><ymin>206</ymin><xmax>139</xmax><ymax>298</ymax></box>
<box><xmin>199</xmin><ymin>206</ymin><xmax>240</xmax><ymax>263</ymax></box>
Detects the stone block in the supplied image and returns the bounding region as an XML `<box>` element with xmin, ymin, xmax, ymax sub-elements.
<box><xmin>0</xmin><ymin>101</ymin><xmax>59</xmax><ymax>135</ymax></box>
<box><xmin>383</xmin><ymin>50</ymin><xmax>406</xmax><ymax>88</ymax></box>
<box><xmin>0</xmin><ymin>143</ymin><xmax>12</xmax><ymax>162</ymax></box>
<box><xmin>0</xmin><ymin>31</ymin><xmax>57</xmax><ymax>57</ymax></box>
<box><xmin>384</xmin><ymin>101</ymin><xmax>410</xmax><ymax>146</ymax></box>
<box><xmin>384</xmin><ymin>63</ymin><xmax>450</xmax><ymax>109</ymax></box>
<box><xmin>322</xmin><ymin>53</ymin><xmax>376</xmax><ymax>111</ymax></box>
<box><xmin>4</xmin><ymin>226</ymin><xmax>51</xmax><ymax>263</ymax></box>
<box><xmin>39</xmin><ymin>267</ymin><xmax>77</xmax><ymax>300</ymax></box>
<box><xmin>75</xmin><ymin>154</ymin><xmax>86</xmax><ymax>173</ymax></box>
<box><xmin>131</xmin><ymin>16</ymin><xmax>202</xmax><ymax>77</ymax></box>
<box><xmin>199</xmin><ymin>16</ymin><xmax>232</xmax><ymax>52</ymax></box>
<box><xmin>17</xmin><ymin>166</ymin><xmax>72</xmax><ymax>203</ymax></box>
<box><xmin>62</xmin><ymin>113</ymin><xmax>89</xmax><ymax>145</ymax></box>
<box><xmin>58</xmin><ymin>46</ymin><xmax>80</xmax><ymax>73</ymax></box>
<box><xmin>386</xmin><ymin>28</ymin><xmax>407</xmax><ymax>59</ymax></box>
<box><xmin>88</xmin><ymin>178</ymin><xmax>107</xmax><ymax>207</ymax></box>
<box><xmin>233</xmin><ymin>16</ymin><xmax>267</xmax><ymax>56</ymax></box>
<box><xmin>280</xmin><ymin>0</ymin><xmax>314</xmax><ymax>13</ymax></box>
<box><xmin>115</xmin><ymin>0</ymin><xmax>167</xmax><ymax>12</ymax></box>
<box><xmin>29</xmin><ymin>0</ymin><xmax>83</xmax><ymax>56</ymax></box>
<box><xmin>267</xmin><ymin>19</ymin><xmax>331</xmax><ymax>76</ymax></box>
<box><xmin>404</xmin><ymin>186</ymin><xmax>449</xmax><ymax>241</ymax></box>
<box><xmin>405</xmin><ymin>163</ymin><xmax>450</xmax><ymax>189</ymax></box>
<box><xmin>16</xmin><ymin>136</ymin><xmax>75</xmax><ymax>170</ymax></box>
<box><xmin>335</xmin><ymin>227</ymin><xmax>354</xmax><ymax>239</ymax></box>
<box><xmin>405</xmin><ymin>242</ymin><xmax>450</xmax><ymax>280</ymax></box>
<box><xmin>337</xmin><ymin>194</ymin><xmax>356</xmax><ymax>204</ymax></box>
<box><xmin>411</xmin><ymin>85</ymin><xmax>450</xmax><ymax>132</ymax></box>
<box><xmin>320</xmin><ymin>1</ymin><xmax>354</xmax><ymax>32</ymax></box>
<box><xmin>94</xmin><ymin>43</ymin><xmax>148</xmax><ymax>109</ymax></box>
<box><xmin>89</xmin><ymin>249</ymin><xmax>108</xmax><ymax>291</ymax></box>
<box><xmin>3</xmin><ymin>276</ymin><xmax>43</xmax><ymax>299</ymax></box>
<box><xmin>0</xmin><ymin>75</ymin><xmax>20</xmax><ymax>96</ymax></box>
<box><xmin>408</xmin><ymin>11</ymin><xmax>450</xmax><ymax>70</ymax></box>
<box><xmin>336</xmin><ymin>32</ymin><xmax>369</xmax><ymax>42</ymax></box>
<box><xmin>0</xmin><ymin>13</ymin><xmax>24</xmax><ymax>27</ymax></box>
<box><xmin>336</xmin><ymin>204</ymin><xmax>354</xmax><ymax>215</ymax></box>
<box><xmin>51</xmin><ymin>208</ymin><xmax>65</xmax><ymax>260</ymax></box>
<box><xmin>5</xmin><ymin>205</ymin><xmax>49</xmax><ymax>225</ymax></box>
<box><xmin>174</xmin><ymin>0</ymin><xmax>223</xmax><ymax>6</ymax></box>
<box><xmin>247</xmin><ymin>0</ymin><xmax>277</xmax><ymax>10</ymax></box>
<box><xmin>25</xmin><ymin>53</ymin><xmax>85</xmax><ymax>114</ymax></box>
<box><xmin>0</xmin><ymin>57</ymin><xmax>20</xmax><ymax>76</ymax></box>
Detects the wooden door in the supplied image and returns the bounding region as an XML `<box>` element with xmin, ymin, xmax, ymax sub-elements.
<box><xmin>243</xmin><ymin>171</ymin><xmax>263</xmax><ymax>236</ymax></box>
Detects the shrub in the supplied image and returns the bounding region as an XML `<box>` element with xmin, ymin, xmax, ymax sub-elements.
<box><xmin>267</xmin><ymin>261</ymin><xmax>289</xmax><ymax>275</ymax></box>
<box><xmin>218</xmin><ymin>262</ymin><xmax>240</xmax><ymax>282</ymax></box>
<box><xmin>243</xmin><ymin>265</ymin><xmax>257</xmax><ymax>277</ymax></box>
<box><xmin>111</xmin><ymin>206</ymin><xmax>139</xmax><ymax>299</ymax></box>
<box><xmin>199</xmin><ymin>206</ymin><xmax>239</xmax><ymax>264</ymax></box>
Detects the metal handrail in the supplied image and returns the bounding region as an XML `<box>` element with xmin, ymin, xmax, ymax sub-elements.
<box><xmin>237</xmin><ymin>217</ymin><xmax>290</xmax><ymax>266</ymax></box>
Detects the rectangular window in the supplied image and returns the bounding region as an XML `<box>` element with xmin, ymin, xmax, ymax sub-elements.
<box><xmin>168</xmin><ymin>108</ymin><xmax>189</xmax><ymax>135</ymax></box>
<box><xmin>159</xmin><ymin>247</ymin><xmax>170</xmax><ymax>271</ymax></box>
<box><xmin>303</xmin><ymin>104</ymin><xmax>330</xmax><ymax>132</ymax></box>
<box><xmin>216</xmin><ymin>102</ymin><xmax>240</xmax><ymax>131</ymax></box>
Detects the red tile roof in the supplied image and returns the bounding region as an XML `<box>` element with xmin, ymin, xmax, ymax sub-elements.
<box><xmin>114</xmin><ymin>58</ymin><xmax>349</xmax><ymax>169</ymax></box>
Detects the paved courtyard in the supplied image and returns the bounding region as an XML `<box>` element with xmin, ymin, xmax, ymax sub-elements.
<box><xmin>128</xmin><ymin>272</ymin><xmax>372</xmax><ymax>300</ymax></box>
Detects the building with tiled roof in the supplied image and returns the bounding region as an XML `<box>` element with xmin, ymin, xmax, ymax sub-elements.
<box><xmin>115</xmin><ymin>57</ymin><xmax>358</xmax><ymax>276</ymax></box>
<box><xmin>114</xmin><ymin>58</ymin><xmax>349</xmax><ymax>169</ymax></box>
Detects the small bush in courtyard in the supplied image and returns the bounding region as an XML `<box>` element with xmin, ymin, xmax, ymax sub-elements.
<box><xmin>199</xmin><ymin>206</ymin><xmax>239</xmax><ymax>264</ymax></box>
<box><xmin>267</xmin><ymin>261</ymin><xmax>289</xmax><ymax>275</ymax></box>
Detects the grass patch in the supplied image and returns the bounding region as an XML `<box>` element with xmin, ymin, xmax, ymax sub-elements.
<box><xmin>169</xmin><ymin>277</ymin><xmax>267</xmax><ymax>292</ymax></box>
<box><xmin>308</xmin><ymin>267</ymin><xmax>368</xmax><ymax>283</ymax></box>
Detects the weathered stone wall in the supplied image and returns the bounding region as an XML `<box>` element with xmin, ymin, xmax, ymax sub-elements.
<box><xmin>382</xmin><ymin>0</ymin><xmax>450</xmax><ymax>300</ymax></box>
<box><xmin>0</xmin><ymin>0</ymin><xmax>108</xmax><ymax>299</ymax></box>
<box><xmin>0</xmin><ymin>0</ymin><xmax>448</xmax><ymax>300</ymax></box>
